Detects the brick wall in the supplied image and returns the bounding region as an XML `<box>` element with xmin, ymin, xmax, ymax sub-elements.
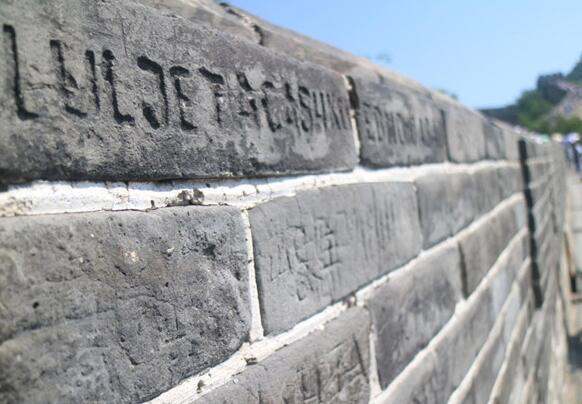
<box><xmin>0</xmin><ymin>1</ymin><xmax>571</xmax><ymax>403</ymax></box>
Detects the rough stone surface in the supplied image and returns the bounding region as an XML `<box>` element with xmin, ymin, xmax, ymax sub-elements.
<box><xmin>0</xmin><ymin>207</ymin><xmax>250</xmax><ymax>403</ymax></box>
<box><xmin>483</xmin><ymin>119</ymin><xmax>505</xmax><ymax>160</ymax></box>
<box><xmin>497</xmin><ymin>165</ymin><xmax>522</xmax><ymax>200</ymax></box>
<box><xmin>434</xmin><ymin>287</ymin><xmax>494</xmax><ymax>396</ymax></box>
<box><xmin>458</xmin><ymin>327</ymin><xmax>506</xmax><ymax>404</ymax></box>
<box><xmin>416</xmin><ymin>172</ymin><xmax>475</xmax><ymax>248</ymax></box>
<box><xmin>350</xmin><ymin>77</ymin><xmax>447</xmax><ymax>167</ymax></box>
<box><xmin>492</xmin><ymin>295</ymin><xmax>532</xmax><ymax>404</ymax></box>
<box><xmin>370</xmin><ymin>244</ymin><xmax>462</xmax><ymax>388</ymax></box>
<box><xmin>445</xmin><ymin>106</ymin><xmax>486</xmax><ymax>163</ymax></box>
<box><xmin>459</xmin><ymin>202</ymin><xmax>522</xmax><ymax>297</ymax></box>
<box><xmin>249</xmin><ymin>182</ymin><xmax>422</xmax><ymax>334</ymax></box>
<box><xmin>472</xmin><ymin>167</ymin><xmax>504</xmax><ymax>215</ymax></box>
<box><xmin>0</xmin><ymin>0</ymin><xmax>356</xmax><ymax>183</ymax></box>
<box><xmin>379</xmin><ymin>352</ymin><xmax>449</xmax><ymax>404</ymax></box>
<box><xmin>196</xmin><ymin>308</ymin><xmax>371</xmax><ymax>404</ymax></box>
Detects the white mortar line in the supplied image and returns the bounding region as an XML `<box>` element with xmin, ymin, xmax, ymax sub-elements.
<box><xmin>0</xmin><ymin>160</ymin><xmax>519</xmax><ymax>217</ymax></box>
<box><xmin>371</xmin><ymin>228</ymin><xmax>529</xmax><ymax>403</ymax></box>
<box><xmin>240</xmin><ymin>210</ymin><xmax>264</xmax><ymax>343</ymax></box>
<box><xmin>367</xmin><ymin>324</ymin><xmax>383</xmax><ymax>399</ymax></box>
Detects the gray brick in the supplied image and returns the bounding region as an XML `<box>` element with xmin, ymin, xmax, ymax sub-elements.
<box><xmin>459</xmin><ymin>202</ymin><xmax>521</xmax><ymax>297</ymax></box>
<box><xmin>445</xmin><ymin>106</ymin><xmax>486</xmax><ymax>163</ymax></box>
<box><xmin>250</xmin><ymin>182</ymin><xmax>422</xmax><ymax>334</ymax></box>
<box><xmin>137</xmin><ymin>0</ymin><xmax>259</xmax><ymax>43</ymax></box>
<box><xmin>0</xmin><ymin>207</ymin><xmax>250</xmax><ymax>403</ymax></box>
<box><xmin>196</xmin><ymin>308</ymin><xmax>371</xmax><ymax>404</ymax></box>
<box><xmin>492</xmin><ymin>296</ymin><xmax>532</xmax><ymax>404</ymax></box>
<box><xmin>350</xmin><ymin>77</ymin><xmax>447</xmax><ymax>167</ymax></box>
<box><xmin>0</xmin><ymin>0</ymin><xmax>356</xmax><ymax>183</ymax></box>
<box><xmin>416</xmin><ymin>172</ymin><xmax>475</xmax><ymax>248</ymax></box>
<box><xmin>501</xmin><ymin>125</ymin><xmax>520</xmax><ymax>161</ymax></box>
<box><xmin>433</xmin><ymin>288</ymin><xmax>494</xmax><ymax>399</ymax></box>
<box><xmin>378</xmin><ymin>352</ymin><xmax>449</xmax><ymax>404</ymax></box>
<box><xmin>524</xmin><ymin>159</ymin><xmax>551</xmax><ymax>184</ymax></box>
<box><xmin>483</xmin><ymin>119</ymin><xmax>505</xmax><ymax>160</ymax></box>
<box><xmin>472</xmin><ymin>167</ymin><xmax>503</xmax><ymax>215</ymax></box>
<box><xmin>370</xmin><ymin>243</ymin><xmax>462</xmax><ymax>388</ymax></box>
<box><xmin>496</xmin><ymin>165</ymin><xmax>522</xmax><ymax>199</ymax></box>
<box><xmin>490</xmin><ymin>233</ymin><xmax>526</xmax><ymax>315</ymax></box>
<box><xmin>464</xmin><ymin>328</ymin><xmax>506</xmax><ymax>404</ymax></box>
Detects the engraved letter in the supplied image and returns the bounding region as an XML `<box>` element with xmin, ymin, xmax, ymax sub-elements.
<box><xmin>102</xmin><ymin>49</ymin><xmax>134</xmax><ymax>126</ymax></box>
<box><xmin>137</xmin><ymin>56</ymin><xmax>168</xmax><ymax>129</ymax></box>
<box><xmin>49</xmin><ymin>40</ymin><xmax>87</xmax><ymax>117</ymax></box>
<box><xmin>169</xmin><ymin>66</ymin><xmax>194</xmax><ymax>131</ymax></box>
<box><xmin>2</xmin><ymin>25</ymin><xmax>38</xmax><ymax>120</ymax></box>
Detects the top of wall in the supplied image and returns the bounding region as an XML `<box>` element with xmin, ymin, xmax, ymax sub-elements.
<box><xmin>0</xmin><ymin>0</ymin><xmax>521</xmax><ymax>184</ymax></box>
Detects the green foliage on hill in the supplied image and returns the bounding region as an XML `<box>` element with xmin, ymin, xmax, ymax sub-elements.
<box><xmin>567</xmin><ymin>56</ymin><xmax>582</xmax><ymax>84</ymax></box>
<box><xmin>482</xmin><ymin>55</ymin><xmax>582</xmax><ymax>135</ymax></box>
<box><xmin>515</xmin><ymin>90</ymin><xmax>554</xmax><ymax>131</ymax></box>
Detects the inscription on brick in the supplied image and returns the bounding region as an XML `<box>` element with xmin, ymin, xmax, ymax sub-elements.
<box><xmin>249</xmin><ymin>182</ymin><xmax>422</xmax><ymax>334</ymax></box>
<box><xmin>349</xmin><ymin>77</ymin><xmax>447</xmax><ymax>166</ymax></box>
<box><xmin>0</xmin><ymin>0</ymin><xmax>356</xmax><ymax>182</ymax></box>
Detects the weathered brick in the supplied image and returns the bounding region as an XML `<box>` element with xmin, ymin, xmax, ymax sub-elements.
<box><xmin>459</xmin><ymin>202</ymin><xmax>521</xmax><ymax>297</ymax></box>
<box><xmin>378</xmin><ymin>352</ymin><xmax>449</xmax><ymax>404</ymax></box>
<box><xmin>349</xmin><ymin>77</ymin><xmax>447</xmax><ymax>167</ymax></box>
<box><xmin>433</xmin><ymin>288</ymin><xmax>494</xmax><ymax>399</ymax></box>
<box><xmin>492</xmin><ymin>295</ymin><xmax>532</xmax><ymax>404</ymax></box>
<box><xmin>501</xmin><ymin>125</ymin><xmax>520</xmax><ymax>161</ymax></box>
<box><xmin>416</xmin><ymin>172</ymin><xmax>475</xmax><ymax>248</ymax></box>
<box><xmin>472</xmin><ymin>167</ymin><xmax>503</xmax><ymax>215</ymax></box>
<box><xmin>0</xmin><ymin>207</ymin><xmax>250</xmax><ymax>403</ymax></box>
<box><xmin>250</xmin><ymin>182</ymin><xmax>422</xmax><ymax>334</ymax></box>
<box><xmin>0</xmin><ymin>0</ymin><xmax>356</xmax><ymax>183</ymax></box>
<box><xmin>370</xmin><ymin>244</ymin><xmax>462</xmax><ymax>388</ymax></box>
<box><xmin>462</xmin><ymin>326</ymin><xmax>506</xmax><ymax>404</ymax></box>
<box><xmin>445</xmin><ymin>106</ymin><xmax>486</xmax><ymax>163</ymax></box>
<box><xmin>496</xmin><ymin>165</ymin><xmax>522</xmax><ymax>199</ymax></box>
<box><xmin>483</xmin><ymin>119</ymin><xmax>505</xmax><ymax>160</ymax></box>
<box><xmin>196</xmin><ymin>308</ymin><xmax>371</xmax><ymax>404</ymax></box>
<box><xmin>489</xmin><ymin>233</ymin><xmax>526</xmax><ymax>315</ymax></box>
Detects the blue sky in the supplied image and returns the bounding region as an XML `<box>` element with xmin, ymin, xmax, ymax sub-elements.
<box><xmin>229</xmin><ymin>0</ymin><xmax>582</xmax><ymax>109</ymax></box>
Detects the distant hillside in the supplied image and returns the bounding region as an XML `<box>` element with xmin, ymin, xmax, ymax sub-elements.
<box><xmin>481</xmin><ymin>57</ymin><xmax>582</xmax><ymax>134</ymax></box>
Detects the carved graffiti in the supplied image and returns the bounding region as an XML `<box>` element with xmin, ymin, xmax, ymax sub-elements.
<box><xmin>1</xmin><ymin>24</ymin><xmax>350</xmax><ymax>138</ymax></box>
<box><xmin>359</xmin><ymin>100</ymin><xmax>445</xmax><ymax>147</ymax></box>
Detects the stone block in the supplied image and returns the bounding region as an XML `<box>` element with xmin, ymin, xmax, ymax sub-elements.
<box><xmin>445</xmin><ymin>106</ymin><xmax>486</xmax><ymax>163</ymax></box>
<box><xmin>501</xmin><ymin>126</ymin><xmax>520</xmax><ymax>161</ymax></box>
<box><xmin>349</xmin><ymin>77</ymin><xmax>447</xmax><ymax>167</ymax></box>
<box><xmin>463</xmin><ymin>328</ymin><xmax>506</xmax><ymax>404</ymax></box>
<box><xmin>378</xmin><ymin>352</ymin><xmax>449</xmax><ymax>404</ymax></box>
<box><xmin>370</xmin><ymin>244</ymin><xmax>462</xmax><ymax>388</ymax></box>
<box><xmin>196</xmin><ymin>308</ymin><xmax>371</xmax><ymax>404</ymax></box>
<box><xmin>249</xmin><ymin>182</ymin><xmax>422</xmax><ymax>334</ymax></box>
<box><xmin>433</xmin><ymin>288</ymin><xmax>494</xmax><ymax>399</ymax></box>
<box><xmin>459</xmin><ymin>202</ymin><xmax>520</xmax><ymax>297</ymax></box>
<box><xmin>496</xmin><ymin>165</ymin><xmax>522</xmax><ymax>199</ymax></box>
<box><xmin>0</xmin><ymin>0</ymin><xmax>356</xmax><ymax>183</ymax></box>
<box><xmin>416</xmin><ymin>172</ymin><xmax>475</xmax><ymax>248</ymax></box>
<box><xmin>472</xmin><ymin>167</ymin><xmax>503</xmax><ymax>215</ymax></box>
<box><xmin>483</xmin><ymin>119</ymin><xmax>505</xmax><ymax>160</ymax></box>
<box><xmin>0</xmin><ymin>207</ymin><xmax>250</xmax><ymax>403</ymax></box>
